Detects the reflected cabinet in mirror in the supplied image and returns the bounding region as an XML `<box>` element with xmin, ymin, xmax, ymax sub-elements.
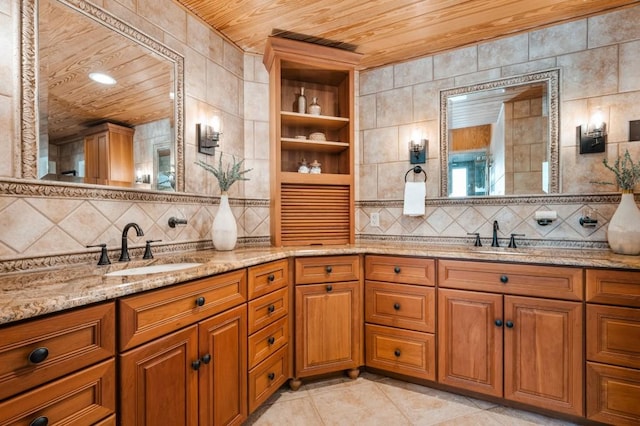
<box><xmin>21</xmin><ymin>0</ymin><xmax>184</xmax><ymax>191</ymax></box>
<box><xmin>440</xmin><ymin>69</ymin><xmax>559</xmax><ymax>197</ymax></box>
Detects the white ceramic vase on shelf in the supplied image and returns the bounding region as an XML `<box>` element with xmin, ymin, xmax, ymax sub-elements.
<box><xmin>607</xmin><ymin>190</ymin><xmax>640</xmax><ymax>255</ymax></box>
<box><xmin>212</xmin><ymin>193</ymin><xmax>237</xmax><ymax>251</ymax></box>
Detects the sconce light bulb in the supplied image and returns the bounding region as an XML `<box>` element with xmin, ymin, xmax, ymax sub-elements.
<box><xmin>211</xmin><ymin>115</ymin><xmax>221</xmax><ymax>133</ymax></box>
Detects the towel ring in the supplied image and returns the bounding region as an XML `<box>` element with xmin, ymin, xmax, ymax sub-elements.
<box><xmin>405</xmin><ymin>165</ymin><xmax>427</xmax><ymax>182</ymax></box>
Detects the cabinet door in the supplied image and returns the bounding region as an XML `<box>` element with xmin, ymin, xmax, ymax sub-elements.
<box><xmin>504</xmin><ymin>296</ymin><xmax>583</xmax><ymax>417</ymax></box>
<box><xmin>198</xmin><ymin>305</ymin><xmax>247</xmax><ymax>426</ymax></box>
<box><xmin>438</xmin><ymin>288</ymin><xmax>503</xmax><ymax>397</ymax></box>
<box><xmin>295</xmin><ymin>281</ymin><xmax>362</xmax><ymax>377</ymax></box>
<box><xmin>119</xmin><ymin>326</ymin><xmax>199</xmax><ymax>426</ymax></box>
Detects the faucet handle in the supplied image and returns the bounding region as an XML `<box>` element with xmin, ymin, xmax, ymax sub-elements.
<box><xmin>467</xmin><ymin>232</ymin><xmax>482</xmax><ymax>247</ymax></box>
<box><xmin>143</xmin><ymin>240</ymin><xmax>162</xmax><ymax>259</ymax></box>
<box><xmin>87</xmin><ymin>243</ymin><xmax>111</xmax><ymax>265</ymax></box>
<box><xmin>508</xmin><ymin>234</ymin><xmax>526</xmax><ymax>249</ymax></box>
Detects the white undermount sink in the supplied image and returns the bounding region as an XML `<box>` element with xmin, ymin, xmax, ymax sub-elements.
<box><xmin>104</xmin><ymin>262</ymin><xmax>203</xmax><ymax>276</ymax></box>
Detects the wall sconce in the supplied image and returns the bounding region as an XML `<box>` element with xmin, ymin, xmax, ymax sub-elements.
<box><xmin>409</xmin><ymin>138</ymin><xmax>427</xmax><ymax>164</ymax></box>
<box><xmin>197</xmin><ymin>116</ymin><xmax>221</xmax><ymax>156</ymax></box>
<box><xmin>577</xmin><ymin>109</ymin><xmax>607</xmax><ymax>154</ymax></box>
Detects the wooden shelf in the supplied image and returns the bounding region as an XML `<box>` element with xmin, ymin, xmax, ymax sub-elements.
<box><xmin>281</xmin><ymin>138</ymin><xmax>349</xmax><ymax>153</ymax></box>
<box><xmin>280</xmin><ymin>172</ymin><xmax>351</xmax><ymax>185</ymax></box>
<box><xmin>281</xmin><ymin>111</ymin><xmax>349</xmax><ymax>129</ymax></box>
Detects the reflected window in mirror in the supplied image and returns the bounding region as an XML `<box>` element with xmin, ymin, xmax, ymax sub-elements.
<box><xmin>440</xmin><ymin>69</ymin><xmax>559</xmax><ymax>198</ymax></box>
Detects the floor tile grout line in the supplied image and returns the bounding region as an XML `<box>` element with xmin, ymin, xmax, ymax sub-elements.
<box><xmin>371</xmin><ymin>379</ymin><xmax>414</xmax><ymax>425</ymax></box>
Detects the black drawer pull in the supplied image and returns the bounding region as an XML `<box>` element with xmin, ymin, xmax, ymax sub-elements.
<box><xmin>201</xmin><ymin>354</ymin><xmax>211</xmax><ymax>364</ymax></box>
<box><xmin>191</xmin><ymin>360</ymin><xmax>201</xmax><ymax>370</ymax></box>
<box><xmin>195</xmin><ymin>296</ymin><xmax>206</xmax><ymax>306</ymax></box>
<box><xmin>495</xmin><ymin>319</ymin><xmax>503</xmax><ymax>327</ymax></box>
<box><xmin>268</xmin><ymin>372</ymin><xmax>275</xmax><ymax>380</ymax></box>
<box><xmin>28</xmin><ymin>347</ymin><xmax>49</xmax><ymax>364</ymax></box>
<box><xmin>394</xmin><ymin>349</ymin><xmax>401</xmax><ymax>357</ymax></box>
<box><xmin>326</xmin><ymin>285</ymin><xmax>333</xmax><ymax>292</ymax></box>
<box><xmin>267</xmin><ymin>274</ymin><xmax>275</xmax><ymax>282</ymax></box>
<box><xmin>394</xmin><ymin>266</ymin><xmax>401</xmax><ymax>274</ymax></box>
<box><xmin>326</xmin><ymin>266</ymin><xmax>333</xmax><ymax>273</ymax></box>
<box><xmin>505</xmin><ymin>321</ymin><xmax>514</xmax><ymax>328</ymax></box>
<box><xmin>267</xmin><ymin>304</ymin><xmax>276</xmax><ymax>313</ymax></box>
<box><xmin>393</xmin><ymin>303</ymin><xmax>401</xmax><ymax>311</ymax></box>
<box><xmin>29</xmin><ymin>417</ymin><xmax>49</xmax><ymax>426</ymax></box>
<box><xmin>500</xmin><ymin>275</ymin><xmax>509</xmax><ymax>284</ymax></box>
<box><xmin>267</xmin><ymin>336</ymin><xmax>275</xmax><ymax>345</ymax></box>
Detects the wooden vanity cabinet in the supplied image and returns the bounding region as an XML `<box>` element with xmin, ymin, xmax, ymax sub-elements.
<box><xmin>364</xmin><ymin>255</ymin><xmax>436</xmax><ymax>380</ymax></box>
<box><xmin>438</xmin><ymin>260</ymin><xmax>584</xmax><ymax>417</ymax></box>
<box><xmin>84</xmin><ymin>122</ymin><xmax>134</xmax><ymax>187</ymax></box>
<box><xmin>586</xmin><ymin>268</ymin><xmax>640</xmax><ymax>425</ymax></box>
<box><xmin>118</xmin><ymin>270</ymin><xmax>248</xmax><ymax>426</ymax></box>
<box><xmin>293</xmin><ymin>255</ymin><xmax>363</xmax><ymax>386</ymax></box>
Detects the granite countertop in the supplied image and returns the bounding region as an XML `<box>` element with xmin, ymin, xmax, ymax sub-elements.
<box><xmin>2</xmin><ymin>243</ymin><xmax>640</xmax><ymax>326</ymax></box>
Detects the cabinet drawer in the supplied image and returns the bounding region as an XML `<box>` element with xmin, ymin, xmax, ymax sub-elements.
<box><xmin>0</xmin><ymin>302</ymin><xmax>115</xmax><ymax>401</ymax></box>
<box><xmin>365</xmin><ymin>281</ymin><xmax>435</xmax><ymax>332</ymax></box>
<box><xmin>587</xmin><ymin>269</ymin><xmax>640</xmax><ymax>307</ymax></box>
<box><xmin>365</xmin><ymin>324</ymin><xmax>435</xmax><ymax>381</ymax></box>
<box><xmin>248</xmin><ymin>287</ymin><xmax>289</xmax><ymax>335</ymax></box>
<box><xmin>0</xmin><ymin>358</ymin><xmax>115</xmax><ymax>425</ymax></box>
<box><xmin>438</xmin><ymin>259</ymin><xmax>583</xmax><ymax>300</ymax></box>
<box><xmin>248</xmin><ymin>345</ymin><xmax>289</xmax><ymax>413</ymax></box>
<box><xmin>248</xmin><ymin>316</ymin><xmax>289</xmax><ymax>369</ymax></box>
<box><xmin>587</xmin><ymin>304</ymin><xmax>640</xmax><ymax>369</ymax></box>
<box><xmin>248</xmin><ymin>259</ymin><xmax>290</xmax><ymax>300</ymax></box>
<box><xmin>587</xmin><ymin>362</ymin><xmax>640</xmax><ymax>425</ymax></box>
<box><xmin>119</xmin><ymin>269</ymin><xmax>246</xmax><ymax>350</ymax></box>
<box><xmin>365</xmin><ymin>255</ymin><xmax>435</xmax><ymax>286</ymax></box>
<box><xmin>295</xmin><ymin>255</ymin><xmax>360</xmax><ymax>284</ymax></box>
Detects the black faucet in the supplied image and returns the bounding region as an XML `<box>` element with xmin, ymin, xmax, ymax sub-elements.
<box><xmin>119</xmin><ymin>223</ymin><xmax>144</xmax><ymax>262</ymax></box>
<box><xmin>491</xmin><ymin>220</ymin><xmax>500</xmax><ymax>247</ymax></box>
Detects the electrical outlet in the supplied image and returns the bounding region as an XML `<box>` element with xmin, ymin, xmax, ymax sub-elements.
<box><xmin>370</xmin><ymin>212</ymin><xmax>380</xmax><ymax>227</ymax></box>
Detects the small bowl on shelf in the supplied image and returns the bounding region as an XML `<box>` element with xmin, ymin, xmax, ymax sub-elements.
<box><xmin>294</xmin><ymin>135</ymin><xmax>306</xmax><ymax>140</ymax></box>
<box><xmin>308</xmin><ymin>132</ymin><xmax>326</xmax><ymax>141</ymax></box>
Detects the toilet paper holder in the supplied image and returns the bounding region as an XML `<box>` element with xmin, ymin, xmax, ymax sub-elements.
<box><xmin>534</xmin><ymin>210</ymin><xmax>557</xmax><ymax>226</ymax></box>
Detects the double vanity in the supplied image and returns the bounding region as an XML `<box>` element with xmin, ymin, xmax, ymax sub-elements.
<box><xmin>0</xmin><ymin>244</ymin><xmax>639</xmax><ymax>425</ymax></box>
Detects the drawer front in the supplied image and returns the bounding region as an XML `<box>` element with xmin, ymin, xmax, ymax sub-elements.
<box><xmin>587</xmin><ymin>304</ymin><xmax>640</xmax><ymax>369</ymax></box>
<box><xmin>119</xmin><ymin>269</ymin><xmax>247</xmax><ymax>350</ymax></box>
<box><xmin>365</xmin><ymin>324</ymin><xmax>435</xmax><ymax>381</ymax></box>
<box><xmin>365</xmin><ymin>281</ymin><xmax>435</xmax><ymax>332</ymax></box>
<box><xmin>248</xmin><ymin>345</ymin><xmax>289</xmax><ymax>413</ymax></box>
<box><xmin>248</xmin><ymin>316</ymin><xmax>289</xmax><ymax>369</ymax></box>
<box><xmin>587</xmin><ymin>362</ymin><xmax>640</xmax><ymax>425</ymax></box>
<box><xmin>295</xmin><ymin>255</ymin><xmax>360</xmax><ymax>284</ymax></box>
<box><xmin>247</xmin><ymin>287</ymin><xmax>289</xmax><ymax>335</ymax></box>
<box><xmin>0</xmin><ymin>358</ymin><xmax>115</xmax><ymax>425</ymax></box>
<box><xmin>0</xmin><ymin>302</ymin><xmax>115</xmax><ymax>401</ymax></box>
<box><xmin>587</xmin><ymin>269</ymin><xmax>640</xmax><ymax>307</ymax></box>
<box><xmin>365</xmin><ymin>255</ymin><xmax>435</xmax><ymax>286</ymax></box>
<box><xmin>248</xmin><ymin>259</ymin><xmax>290</xmax><ymax>300</ymax></box>
<box><xmin>438</xmin><ymin>259</ymin><xmax>583</xmax><ymax>300</ymax></box>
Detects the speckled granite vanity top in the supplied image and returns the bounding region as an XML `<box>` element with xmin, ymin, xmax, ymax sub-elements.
<box><xmin>2</xmin><ymin>243</ymin><xmax>639</xmax><ymax>325</ymax></box>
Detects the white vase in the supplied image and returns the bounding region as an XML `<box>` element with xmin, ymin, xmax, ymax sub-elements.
<box><xmin>212</xmin><ymin>193</ymin><xmax>237</xmax><ymax>251</ymax></box>
<box><xmin>607</xmin><ymin>191</ymin><xmax>640</xmax><ymax>255</ymax></box>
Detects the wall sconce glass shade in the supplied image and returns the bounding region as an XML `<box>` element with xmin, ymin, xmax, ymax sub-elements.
<box><xmin>409</xmin><ymin>139</ymin><xmax>427</xmax><ymax>164</ymax></box>
<box><xmin>197</xmin><ymin>123</ymin><xmax>220</xmax><ymax>156</ymax></box>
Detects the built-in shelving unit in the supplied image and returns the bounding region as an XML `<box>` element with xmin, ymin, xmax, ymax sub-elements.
<box><xmin>263</xmin><ymin>37</ymin><xmax>361</xmax><ymax>246</ymax></box>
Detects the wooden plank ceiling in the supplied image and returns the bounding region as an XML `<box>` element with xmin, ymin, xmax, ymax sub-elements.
<box><xmin>175</xmin><ymin>0</ymin><xmax>637</xmax><ymax>70</ymax></box>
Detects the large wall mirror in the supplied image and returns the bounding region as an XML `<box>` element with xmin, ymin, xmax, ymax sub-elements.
<box><xmin>21</xmin><ymin>0</ymin><xmax>185</xmax><ymax>192</ymax></box>
<box><xmin>440</xmin><ymin>69</ymin><xmax>559</xmax><ymax>197</ymax></box>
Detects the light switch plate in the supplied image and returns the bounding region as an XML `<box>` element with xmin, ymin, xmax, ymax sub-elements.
<box><xmin>370</xmin><ymin>212</ymin><xmax>380</xmax><ymax>227</ymax></box>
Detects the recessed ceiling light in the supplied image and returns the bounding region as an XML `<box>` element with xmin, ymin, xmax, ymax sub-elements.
<box><xmin>89</xmin><ymin>72</ymin><xmax>116</xmax><ymax>85</ymax></box>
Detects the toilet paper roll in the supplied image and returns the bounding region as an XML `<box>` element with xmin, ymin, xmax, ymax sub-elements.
<box><xmin>534</xmin><ymin>211</ymin><xmax>557</xmax><ymax>220</ymax></box>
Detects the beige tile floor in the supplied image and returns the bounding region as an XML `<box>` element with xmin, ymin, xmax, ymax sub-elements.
<box><xmin>245</xmin><ymin>372</ymin><xmax>579</xmax><ymax>426</ymax></box>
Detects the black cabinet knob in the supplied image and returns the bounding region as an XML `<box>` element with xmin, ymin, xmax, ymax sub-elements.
<box><xmin>495</xmin><ymin>319</ymin><xmax>503</xmax><ymax>327</ymax></box>
<box><xmin>195</xmin><ymin>296</ymin><xmax>206</xmax><ymax>306</ymax></box>
<box><xmin>394</xmin><ymin>349</ymin><xmax>401</xmax><ymax>357</ymax></box>
<box><xmin>201</xmin><ymin>354</ymin><xmax>212</xmax><ymax>364</ymax></box>
<box><xmin>393</xmin><ymin>303</ymin><xmax>401</xmax><ymax>311</ymax></box>
<box><xmin>505</xmin><ymin>321</ymin><xmax>514</xmax><ymax>328</ymax></box>
<box><xmin>29</xmin><ymin>416</ymin><xmax>49</xmax><ymax>426</ymax></box>
<box><xmin>191</xmin><ymin>360</ymin><xmax>201</xmax><ymax>370</ymax></box>
<box><xmin>268</xmin><ymin>372</ymin><xmax>275</xmax><ymax>380</ymax></box>
<box><xmin>394</xmin><ymin>266</ymin><xmax>401</xmax><ymax>274</ymax></box>
<box><xmin>326</xmin><ymin>285</ymin><xmax>333</xmax><ymax>292</ymax></box>
<box><xmin>267</xmin><ymin>304</ymin><xmax>276</xmax><ymax>313</ymax></box>
<box><xmin>500</xmin><ymin>275</ymin><xmax>509</xmax><ymax>284</ymax></box>
<box><xmin>28</xmin><ymin>347</ymin><xmax>49</xmax><ymax>364</ymax></box>
<box><xmin>267</xmin><ymin>336</ymin><xmax>275</xmax><ymax>345</ymax></box>
<box><xmin>326</xmin><ymin>266</ymin><xmax>333</xmax><ymax>273</ymax></box>
<box><xmin>267</xmin><ymin>274</ymin><xmax>275</xmax><ymax>282</ymax></box>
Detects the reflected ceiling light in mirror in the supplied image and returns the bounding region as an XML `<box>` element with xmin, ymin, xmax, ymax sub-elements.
<box><xmin>409</xmin><ymin>129</ymin><xmax>427</xmax><ymax>164</ymax></box>
<box><xmin>197</xmin><ymin>115</ymin><xmax>221</xmax><ymax>156</ymax></box>
<box><xmin>578</xmin><ymin>107</ymin><xmax>607</xmax><ymax>154</ymax></box>
<box><xmin>88</xmin><ymin>72</ymin><xmax>116</xmax><ymax>85</ymax></box>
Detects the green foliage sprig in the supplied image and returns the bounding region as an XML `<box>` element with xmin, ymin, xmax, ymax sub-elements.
<box><xmin>594</xmin><ymin>149</ymin><xmax>640</xmax><ymax>191</ymax></box>
<box><xmin>196</xmin><ymin>155</ymin><xmax>252</xmax><ymax>193</ymax></box>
